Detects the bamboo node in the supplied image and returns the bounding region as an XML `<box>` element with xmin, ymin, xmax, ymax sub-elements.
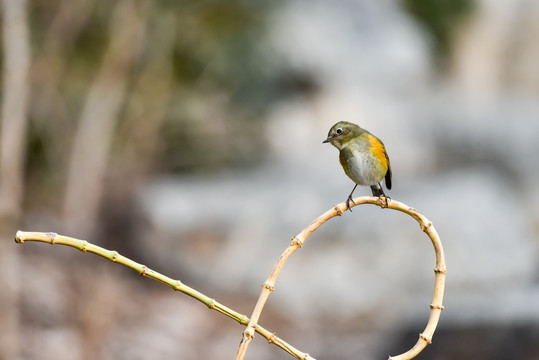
<box><xmin>429</xmin><ymin>303</ymin><xmax>445</xmax><ymax>310</ymax></box>
<box><xmin>140</xmin><ymin>266</ymin><xmax>148</xmax><ymax>277</ymax></box>
<box><xmin>80</xmin><ymin>241</ymin><xmax>88</xmax><ymax>252</ymax></box>
<box><xmin>174</xmin><ymin>280</ymin><xmax>183</xmax><ymax>291</ymax></box>
<box><xmin>239</xmin><ymin>314</ymin><xmax>249</xmax><ymax>325</ymax></box>
<box><xmin>262</xmin><ymin>282</ymin><xmax>275</xmax><ymax>291</ymax></box>
<box><xmin>47</xmin><ymin>232</ymin><xmax>57</xmax><ymax>244</ymax></box>
<box><xmin>421</xmin><ymin>221</ymin><xmax>432</xmax><ymax>232</ymax></box>
<box><xmin>334</xmin><ymin>205</ymin><xmax>343</xmax><ymax>216</ymax></box>
<box><xmin>241</xmin><ymin>325</ymin><xmax>256</xmax><ymax>341</ymax></box>
<box><xmin>267</xmin><ymin>332</ymin><xmax>277</xmax><ymax>344</ymax></box>
<box><xmin>419</xmin><ymin>333</ymin><xmax>432</xmax><ymax>344</ymax></box>
<box><xmin>291</xmin><ymin>236</ymin><xmax>303</xmax><ymax>247</ymax></box>
<box><xmin>111</xmin><ymin>251</ymin><xmax>119</xmax><ymax>262</ymax></box>
<box><xmin>434</xmin><ymin>265</ymin><xmax>447</xmax><ymax>274</ymax></box>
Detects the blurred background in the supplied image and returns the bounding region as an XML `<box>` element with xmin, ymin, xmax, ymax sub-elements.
<box><xmin>1</xmin><ymin>0</ymin><xmax>539</xmax><ymax>359</ymax></box>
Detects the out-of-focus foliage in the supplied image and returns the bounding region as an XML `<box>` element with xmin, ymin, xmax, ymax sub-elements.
<box><xmin>402</xmin><ymin>0</ymin><xmax>476</xmax><ymax>64</ymax></box>
<box><xmin>161</xmin><ymin>1</ymin><xmax>281</xmax><ymax>172</ymax></box>
<box><xmin>27</xmin><ymin>0</ymin><xmax>282</xmax><ymax>180</ymax></box>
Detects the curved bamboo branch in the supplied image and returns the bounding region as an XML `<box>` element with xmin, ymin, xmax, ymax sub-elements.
<box><xmin>236</xmin><ymin>196</ymin><xmax>446</xmax><ymax>360</ymax></box>
<box><xmin>16</xmin><ymin>195</ymin><xmax>445</xmax><ymax>360</ymax></box>
<box><xmin>14</xmin><ymin>231</ymin><xmax>315</xmax><ymax>360</ymax></box>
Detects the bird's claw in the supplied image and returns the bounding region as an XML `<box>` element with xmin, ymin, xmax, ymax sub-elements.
<box><xmin>379</xmin><ymin>195</ymin><xmax>390</xmax><ymax>208</ymax></box>
<box><xmin>346</xmin><ymin>196</ymin><xmax>356</xmax><ymax>212</ymax></box>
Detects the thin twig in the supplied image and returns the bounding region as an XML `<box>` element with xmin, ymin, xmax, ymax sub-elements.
<box><xmin>14</xmin><ymin>231</ymin><xmax>314</xmax><ymax>360</ymax></box>
<box><xmin>236</xmin><ymin>196</ymin><xmax>446</xmax><ymax>360</ymax></box>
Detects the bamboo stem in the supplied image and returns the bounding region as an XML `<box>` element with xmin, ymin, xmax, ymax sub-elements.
<box><xmin>16</xmin><ymin>195</ymin><xmax>445</xmax><ymax>360</ymax></box>
<box><xmin>14</xmin><ymin>231</ymin><xmax>313</xmax><ymax>359</ymax></box>
<box><xmin>237</xmin><ymin>196</ymin><xmax>446</xmax><ymax>360</ymax></box>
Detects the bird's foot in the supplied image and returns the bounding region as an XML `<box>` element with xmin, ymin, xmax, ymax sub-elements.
<box><xmin>346</xmin><ymin>195</ymin><xmax>356</xmax><ymax>212</ymax></box>
<box><xmin>379</xmin><ymin>195</ymin><xmax>390</xmax><ymax>208</ymax></box>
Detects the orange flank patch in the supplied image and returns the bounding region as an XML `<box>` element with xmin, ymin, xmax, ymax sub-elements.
<box><xmin>367</xmin><ymin>134</ymin><xmax>389</xmax><ymax>172</ymax></box>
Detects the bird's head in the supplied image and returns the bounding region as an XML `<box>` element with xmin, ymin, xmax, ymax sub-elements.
<box><xmin>323</xmin><ymin>121</ymin><xmax>363</xmax><ymax>150</ymax></box>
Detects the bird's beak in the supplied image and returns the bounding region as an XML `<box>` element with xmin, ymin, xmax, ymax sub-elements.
<box><xmin>322</xmin><ymin>137</ymin><xmax>331</xmax><ymax>144</ymax></box>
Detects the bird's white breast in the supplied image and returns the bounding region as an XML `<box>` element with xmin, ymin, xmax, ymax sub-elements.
<box><xmin>343</xmin><ymin>144</ymin><xmax>382</xmax><ymax>186</ymax></box>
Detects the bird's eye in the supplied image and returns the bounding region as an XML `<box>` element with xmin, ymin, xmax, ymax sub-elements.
<box><xmin>336</xmin><ymin>128</ymin><xmax>342</xmax><ymax>134</ymax></box>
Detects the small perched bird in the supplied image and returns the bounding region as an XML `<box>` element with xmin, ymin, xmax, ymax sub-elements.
<box><xmin>323</xmin><ymin>121</ymin><xmax>392</xmax><ymax>210</ymax></box>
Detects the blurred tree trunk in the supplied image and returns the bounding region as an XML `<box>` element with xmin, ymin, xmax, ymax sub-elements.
<box><xmin>0</xmin><ymin>0</ymin><xmax>30</xmax><ymax>358</ymax></box>
<box><xmin>98</xmin><ymin>8</ymin><xmax>175</xmax><ymax>256</ymax></box>
<box><xmin>122</xmin><ymin>11</ymin><xmax>176</xmax><ymax>175</ymax></box>
<box><xmin>452</xmin><ymin>0</ymin><xmax>539</xmax><ymax>98</ymax></box>
<box><xmin>31</xmin><ymin>0</ymin><xmax>94</xmax><ymax>175</ymax></box>
<box><xmin>63</xmin><ymin>0</ymin><xmax>148</xmax><ymax>239</ymax></box>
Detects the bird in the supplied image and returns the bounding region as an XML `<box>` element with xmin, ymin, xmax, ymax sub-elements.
<box><xmin>323</xmin><ymin>121</ymin><xmax>392</xmax><ymax>210</ymax></box>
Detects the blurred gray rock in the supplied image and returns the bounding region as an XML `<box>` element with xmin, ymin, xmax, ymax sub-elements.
<box><xmin>138</xmin><ymin>0</ymin><xmax>539</xmax><ymax>340</ymax></box>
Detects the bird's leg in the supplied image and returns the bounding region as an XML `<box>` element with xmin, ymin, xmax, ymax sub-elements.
<box><xmin>377</xmin><ymin>182</ymin><xmax>390</xmax><ymax>208</ymax></box>
<box><xmin>346</xmin><ymin>184</ymin><xmax>358</xmax><ymax>212</ymax></box>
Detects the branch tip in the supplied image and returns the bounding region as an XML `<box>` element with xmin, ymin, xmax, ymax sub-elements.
<box><xmin>15</xmin><ymin>231</ymin><xmax>23</xmax><ymax>243</ymax></box>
